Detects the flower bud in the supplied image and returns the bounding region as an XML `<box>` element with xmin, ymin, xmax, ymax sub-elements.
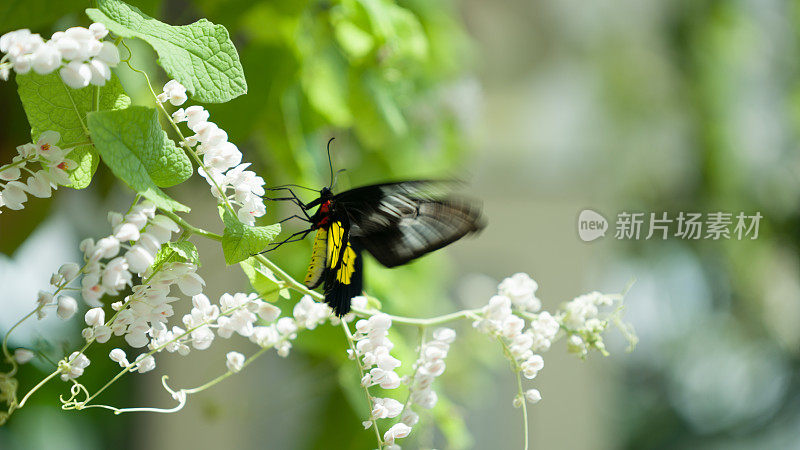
<box><xmin>84</xmin><ymin>307</ymin><xmax>105</xmax><ymax>327</ymax></box>
<box><xmin>56</xmin><ymin>295</ymin><xmax>78</xmax><ymax>320</ymax></box>
<box><xmin>58</xmin><ymin>262</ymin><xmax>80</xmax><ymax>280</ymax></box>
<box><xmin>525</xmin><ymin>389</ymin><xmax>542</xmax><ymax>404</ymax></box>
<box><xmin>14</xmin><ymin>348</ymin><xmax>35</xmax><ymax>364</ymax></box>
<box><xmin>225</xmin><ymin>351</ymin><xmax>245</xmax><ymax>373</ymax></box>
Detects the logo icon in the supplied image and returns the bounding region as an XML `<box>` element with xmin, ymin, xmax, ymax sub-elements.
<box><xmin>578</xmin><ymin>209</ymin><xmax>608</xmax><ymax>242</ymax></box>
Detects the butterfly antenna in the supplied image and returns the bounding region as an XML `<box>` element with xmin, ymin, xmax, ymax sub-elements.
<box><xmin>327</xmin><ymin>137</ymin><xmax>335</xmax><ymax>189</ymax></box>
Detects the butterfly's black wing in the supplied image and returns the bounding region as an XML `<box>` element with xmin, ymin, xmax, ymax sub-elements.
<box><xmin>334</xmin><ymin>181</ymin><xmax>485</xmax><ymax>268</ymax></box>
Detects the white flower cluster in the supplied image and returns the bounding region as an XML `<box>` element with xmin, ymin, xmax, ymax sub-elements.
<box><xmin>248</xmin><ymin>295</ymin><xmax>331</xmax><ymax>357</ymax></box>
<box><xmin>347</xmin><ymin>313</ymin><xmax>407</xmax><ymax>443</ymax></box>
<box><xmin>353</xmin><ymin>314</ymin><xmax>402</xmax><ymax>390</ymax></box>
<box><xmin>97</xmin><ymin>291</ymin><xmax>278</xmax><ymax>376</ymax></box>
<box><xmin>0</xmin><ymin>131</ymin><xmax>77</xmax><ymax>212</ymax></box>
<box><xmin>498</xmin><ymin>272</ymin><xmax>542</xmax><ymax>311</ymax></box>
<box><xmin>77</xmin><ymin>201</ymin><xmax>181</xmax><ymax>307</ymax></box>
<box><xmin>474</xmin><ymin>273</ymin><xmax>547</xmax><ymax>405</ymax></box>
<box><xmin>160</xmin><ymin>80</ymin><xmax>266</xmax><ymax>225</ymax></box>
<box><xmin>404</xmin><ymin>327</ymin><xmax>456</xmax><ymax>427</ymax></box>
<box><xmin>82</xmin><ymin>259</ymin><xmax>204</xmax><ymax>350</ymax></box>
<box><xmin>0</xmin><ymin>24</ymin><xmax>120</xmax><ymax>88</ymax></box>
<box><xmin>560</xmin><ymin>291</ymin><xmax>614</xmax><ymax>357</ymax></box>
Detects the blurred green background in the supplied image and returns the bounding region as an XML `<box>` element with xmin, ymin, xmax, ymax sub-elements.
<box><xmin>2</xmin><ymin>0</ymin><xmax>799</xmax><ymax>448</ymax></box>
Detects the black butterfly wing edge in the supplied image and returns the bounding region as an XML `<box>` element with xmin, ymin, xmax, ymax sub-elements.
<box><xmin>336</xmin><ymin>180</ymin><xmax>486</xmax><ymax>268</ymax></box>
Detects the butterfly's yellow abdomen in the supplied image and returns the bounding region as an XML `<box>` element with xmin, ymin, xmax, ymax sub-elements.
<box><xmin>303</xmin><ymin>227</ymin><xmax>328</xmax><ymax>289</ymax></box>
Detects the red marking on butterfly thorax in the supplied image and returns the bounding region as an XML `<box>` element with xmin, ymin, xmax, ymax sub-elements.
<box><xmin>319</xmin><ymin>200</ymin><xmax>332</xmax><ymax>213</ymax></box>
<box><xmin>314</xmin><ymin>200</ymin><xmax>333</xmax><ymax>228</ymax></box>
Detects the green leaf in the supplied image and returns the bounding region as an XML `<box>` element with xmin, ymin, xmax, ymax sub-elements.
<box><xmin>239</xmin><ymin>257</ymin><xmax>289</xmax><ymax>302</ymax></box>
<box><xmin>16</xmin><ymin>72</ymin><xmax>131</xmax><ymax>188</ymax></box>
<box><xmin>86</xmin><ymin>0</ymin><xmax>247</xmax><ymax>103</ymax></box>
<box><xmin>221</xmin><ymin>210</ymin><xmax>281</xmax><ymax>265</ymax></box>
<box><xmin>86</xmin><ymin>106</ymin><xmax>190</xmax><ymax>212</ymax></box>
<box><xmin>154</xmin><ymin>241</ymin><xmax>201</xmax><ymax>267</ymax></box>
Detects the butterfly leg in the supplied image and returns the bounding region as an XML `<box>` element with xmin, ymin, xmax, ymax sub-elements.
<box><xmin>265</xmin><ymin>187</ymin><xmax>313</xmax><ymax>220</ymax></box>
<box><xmin>277</xmin><ymin>214</ymin><xmax>310</xmax><ymax>224</ymax></box>
<box><xmin>259</xmin><ymin>228</ymin><xmax>313</xmax><ymax>254</ymax></box>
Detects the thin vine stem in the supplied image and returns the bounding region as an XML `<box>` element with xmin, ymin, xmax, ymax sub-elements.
<box><xmin>498</xmin><ymin>336</ymin><xmax>530</xmax><ymax>450</ymax></box>
<box><xmin>340</xmin><ymin>320</ymin><xmax>385</xmax><ymax>449</ymax></box>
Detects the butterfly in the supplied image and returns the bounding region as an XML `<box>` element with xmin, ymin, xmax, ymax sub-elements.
<box><xmin>264</xmin><ymin>140</ymin><xmax>485</xmax><ymax>317</ymax></box>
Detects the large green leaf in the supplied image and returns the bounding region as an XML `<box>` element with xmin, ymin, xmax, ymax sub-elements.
<box><xmin>86</xmin><ymin>0</ymin><xmax>247</xmax><ymax>103</ymax></box>
<box><xmin>221</xmin><ymin>209</ymin><xmax>281</xmax><ymax>265</ymax></box>
<box><xmin>86</xmin><ymin>106</ymin><xmax>190</xmax><ymax>212</ymax></box>
<box><xmin>16</xmin><ymin>72</ymin><xmax>131</xmax><ymax>188</ymax></box>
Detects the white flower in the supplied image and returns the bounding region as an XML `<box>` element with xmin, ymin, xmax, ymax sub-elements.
<box><xmin>0</xmin><ymin>166</ymin><xmax>21</xmax><ymax>181</ymax></box>
<box><xmin>109</xmin><ymin>348</ymin><xmax>129</xmax><ymax>367</ymax></box>
<box><xmin>58</xmin><ymin>263</ymin><xmax>81</xmax><ymax>281</ymax></box>
<box><xmin>24</xmin><ymin>171</ymin><xmax>53</xmax><ymax>198</ymax></box>
<box><xmin>59</xmin><ymin>61</ymin><xmax>92</xmax><ymax>89</ymax></box>
<box><xmin>30</xmin><ymin>42</ymin><xmax>61</xmax><ymax>75</ymax></box>
<box><xmin>383</xmin><ymin>423</ymin><xmax>411</xmax><ymax>444</ymax></box>
<box><xmin>147</xmin><ymin>215</ymin><xmax>180</xmax><ymax>243</ymax></box>
<box><xmin>91</xmin><ymin>236</ymin><xmax>120</xmax><ymax>260</ymax></box>
<box><xmin>525</xmin><ymin>388</ymin><xmax>542</xmax><ymax>404</ymax></box>
<box><xmin>60</xmin><ymin>352</ymin><xmax>90</xmax><ymax>380</ymax></box>
<box><xmin>95</xmin><ymin>41</ymin><xmax>120</xmax><ymax>66</ymax></box>
<box><xmin>102</xmin><ymin>256</ymin><xmax>131</xmax><ymax>291</ymax></box>
<box><xmin>226</xmin><ymin>351</ymin><xmax>245</xmax><ymax>373</ymax></box>
<box><xmin>125</xmin><ymin>245</ymin><xmax>155</xmax><ymax>273</ymax></box>
<box><xmin>530</xmin><ymin>311</ymin><xmax>560</xmax><ymax>352</ymax></box>
<box><xmin>250</xmin><ymin>325</ymin><xmax>279</xmax><ymax>348</ymax></box>
<box><xmin>89</xmin><ymin>23</ymin><xmax>108</xmax><ymax>40</ymax></box>
<box><xmin>258</xmin><ymin>302</ymin><xmax>281</xmax><ymax>322</ymax></box>
<box><xmin>134</xmin><ymin>354</ymin><xmax>156</xmax><ymax>373</ymax></box>
<box><xmin>176</xmin><ymin>272</ymin><xmax>205</xmax><ymax>296</ymax></box>
<box><xmin>125</xmin><ymin>331</ymin><xmax>149</xmax><ymax>348</ymax></box>
<box><xmin>157</xmin><ymin>80</ymin><xmax>188</xmax><ymax>106</ymax></box>
<box><xmin>88</xmin><ymin>58</ymin><xmax>111</xmax><ymax>86</ymax></box>
<box><xmin>432</xmin><ymin>327</ymin><xmax>456</xmax><ymax>344</ymax></box>
<box><xmin>2</xmin><ymin>181</ymin><xmax>28</xmax><ymax>209</ymax></box>
<box><xmin>114</xmin><ymin>222</ymin><xmax>141</xmax><ymax>241</ymax></box>
<box><xmin>371</xmin><ymin>397</ymin><xmax>403</xmax><ymax>419</ymax></box>
<box><xmin>292</xmin><ymin>295</ymin><xmax>332</xmax><ymax>329</ymax></box>
<box><xmin>56</xmin><ymin>295</ymin><xmax>78</xmax><ymax>320</ymax></box>
<box><xmin>94</xmin><ymin>325</ymin><xmax>112</xmax><ymax>343</ymax></box>
<box><xmin>276</xmin><ymin>317</ymin><xmax>297</xmax><ymax>336</ymax></box>
<box><xmin>84</xmin><ymin>307</ymin><xmax>105</xmax><ymax>327</ymax></box>
<box><xmin>498</xmin><ymin>273</ymin><xmax>541</xmax><ymax>312</ymax></box>
<box><xmin>400</xmin><ymin>409</ymin><xmax>419</xmax><ymax>426</ymax></box>
<box><xmin>14</xmin><ymin>348</ymin><xmax>35</xmax><ymax>364</ymax></box>
<box><xmin>81</xmin><ymin>277</ymin><xmax>105</xmax><ymax>307</ymax></box>
<box><xmin>36</xmin><ymin>290</ymin><xmax>53</xmax><ymax>307</ymax></box>
<box><xmin>520</xmin><ymin>354</ymin><xmax>544</xmax><ymax>379</ymax></box>
<box><xmin>184</xmin><ymin>105</ymin><xmax>209</xmax><ymax>129</ymax></box>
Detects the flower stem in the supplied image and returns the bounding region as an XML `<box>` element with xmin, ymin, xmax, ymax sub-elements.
<box><xmin>498</xmin><ymin>337</ymin><xmax>530</xmax><ymax>450</ymax></box>
<box><xmin>160</xmin><ymin>209</ymin><xmax>222</xmax><ymax>241</ymax></box>
<box><xmin>340</xmin><ymin>320</ymin><xmax>384</xmax><ymax>449</ymax></box>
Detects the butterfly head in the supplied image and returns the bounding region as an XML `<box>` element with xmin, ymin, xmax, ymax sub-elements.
<box><xmin>320</xmin><ymin>186</ymin><xmax>333</xmax><ymax>199</ymax></box>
